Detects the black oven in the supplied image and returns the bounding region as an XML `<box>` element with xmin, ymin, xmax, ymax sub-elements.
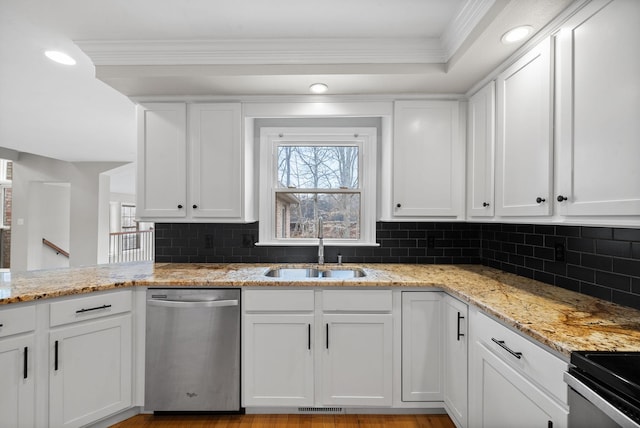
<box><xmin>565</xmin><ymin>351</ymin><xmax>640</xmax><ymax>428</ymax></box>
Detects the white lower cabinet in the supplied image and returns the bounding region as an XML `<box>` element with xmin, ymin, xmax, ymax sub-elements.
<box><xmin>243</xmin><ymin>313</ymin><xmax>314</xmax><ymax>406</ymax></box>
<box><xmin>49</xmin><ymin>291</ymin><xmax>133</xmax><ymax>428</ymax></box>
<box><xmin>321</xmin><ymin>313</ymin><xmax>392</xmax><ymax>406</ymax></box>
<box><xmin>443</xmin><ymin>294</ymin><xmax>468</xmax><ymax>428</ymax></box>
<box><xmin>0</xmin><ymin>304</ymin><xmax>36</xmax><ymax>428</ymax></box>
<box><xmin>401</xmin><ymin>292</ymin><xmax>443</xmax><ymax>402</ymax></box>
<box><xmin>469</xmin><ymin>310</ymin><xmax>568</xmax><ymax>428</ymax></box>
<box><xmin>242</xmin><ymin>289</ymin><xmax>393</xmax><ymax>408</ymax></box>
<box><xmin>0</xmin><ymin>334</ymin><xmax>36</xmax><ymax>428</ymax></box>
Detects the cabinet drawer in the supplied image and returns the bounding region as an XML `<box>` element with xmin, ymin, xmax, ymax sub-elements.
<box><xmin>0</xmin><ymin>304</ymin><xmax>36</xmax><ymax>338</ymax></box>
<box><xmin>244</xmin><ymin>290</ymin><xmax>314</xmax><ymax>312</ymax></box>
<box><xmin>50</xmin><ymin>290</ymin><xmax>132</xmax><ymax>327</ymax></box>
<box><xmin>476</xmin><ymin>312</ymin><xmax>568</xmax><ymax>404</ymax></box>
<box><xmin>322</xmin><ymin>290</ymin><xmax>392</xmax><ymax>312</ymax></box>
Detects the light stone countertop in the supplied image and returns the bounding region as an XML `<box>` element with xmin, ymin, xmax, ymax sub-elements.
<box><xmin>1</xmin><ymin>262</ymin><xmax>639</xmax><ymax>357</ymax></box>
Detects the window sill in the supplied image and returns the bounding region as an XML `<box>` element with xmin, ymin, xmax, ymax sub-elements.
<box><xmin>255</xmin><ymin>240</ymin><xmax>380</xmax><ymax>247</ymax></box>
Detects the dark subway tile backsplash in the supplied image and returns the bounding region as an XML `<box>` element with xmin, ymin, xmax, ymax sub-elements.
<box><xmin>154</xmin><ymin>221</ymin><xmax>640</xmax><ymax>310</ymax></box>
<box><xmin>480</xmin><ymin>223</ymin><xmax>640</xmax><ymax>310</ymax></box>
<box><xmin>154</xmin><ymin>221</ymin><xmax>482</xmax><ymax>266</ymax></box>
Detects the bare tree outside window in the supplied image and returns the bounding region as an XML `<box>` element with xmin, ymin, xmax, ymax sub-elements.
<box><xmin>276</xmin><ymin>145</ymin><xmax>360</xmax><ymax>240</ymax></box>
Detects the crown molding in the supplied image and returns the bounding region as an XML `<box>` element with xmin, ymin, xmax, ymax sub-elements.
<box><xmin>77</xmin><ymin>38</ymin><xmax>446</xmax><ymax>66</ymax></box>
<box><xmin>441</xmin><ymin>0</ymin><xmax>497</xmax><ymax>61</ymax></box>
<box><xmin>129</xmin><ymin>93</ymin><xmax>466</xmax><ymax>104</ymax></box>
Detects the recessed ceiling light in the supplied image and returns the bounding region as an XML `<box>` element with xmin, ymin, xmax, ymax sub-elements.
<box><xmin>45</xmin><ymin>50</ymin><xmax>77</xmax><ymax>65</ymax></box>
<box><xmin>501</xmin><ymin>26</ymin><xmax>533</xmax><ymax>44</ymax></box>
<box><xmin>309</xmin><ymin>83</ymin><xmax>328</xmax><ymax>94</ymax></box>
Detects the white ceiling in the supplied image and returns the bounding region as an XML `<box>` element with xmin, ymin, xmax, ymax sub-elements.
<box><xmin>0</xmin><ymin>0</ymin><xmax>574</xmax><ymax>163</ymax></box>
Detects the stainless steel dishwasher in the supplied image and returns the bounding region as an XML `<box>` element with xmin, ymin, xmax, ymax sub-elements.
<box><xmin>145</xmin><ymin>288</ymin><xmax>240</xmax><ymax>412</ymax></box>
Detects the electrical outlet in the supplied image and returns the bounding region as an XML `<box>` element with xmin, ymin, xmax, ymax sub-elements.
<box><xmin>204</xmin><ymin>234</ymin><xmax>214</xmax><ymax>249</ymax></box>
<box><xmin>554</xmin><ymin>243</ymin><xmax>565</xmax><ymax>262</ymax></box>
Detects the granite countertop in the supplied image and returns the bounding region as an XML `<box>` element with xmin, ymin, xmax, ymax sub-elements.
<box><xmin>1</xmin><ymin>262</ymin><xmax>639</xmax><ymax>357</ymax></box>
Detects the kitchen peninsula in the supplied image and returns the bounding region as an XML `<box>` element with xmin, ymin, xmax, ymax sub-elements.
<box><xmin>2</xmin><ymin>262</ymin><xmax>640</xmax><ymax>428</ymax></box>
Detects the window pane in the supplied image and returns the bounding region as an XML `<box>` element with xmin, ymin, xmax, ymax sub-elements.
<box><xmin>277</xmin><ymin>146</ymin><xmax>359</xmax><ymax>189</ymax></box>
<box><xmin>275</xmin><ymin>193</ymin><xmax>360</xmax><ymax>239</ymax></box>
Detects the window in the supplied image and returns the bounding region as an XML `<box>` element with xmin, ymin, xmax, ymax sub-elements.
<box><xmin>259</xmin><ymin>127</ymin><xmax>377</xmax><ymax>246</ymax></box>
<box><xmin>0</xmin><ymin>160</ymin><xmax>12</xmax><ymax>229</ymax></box>
<box><xmin>120</xmin><ymin>204</ymin><xmax>138</xmax><ymax>250</ymax></box>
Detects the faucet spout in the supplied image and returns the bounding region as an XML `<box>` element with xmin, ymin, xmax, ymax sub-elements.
<box><xmin>318</xmin><ymin>218</ymin><xmax>324</xmax><ymax>265</ymax></box>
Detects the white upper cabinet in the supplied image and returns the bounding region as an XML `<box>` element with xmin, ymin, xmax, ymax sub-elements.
<box><xmin>495</xmin><ymin>38</ymin><xmax>553</xmax><ymax>217</ymax></box>
<box><xmin>555</xmin><ymin>0</ymin><xmax>640</xmax><ymax>217</ymax></box>
<box><xmin>467</xmin><ymin>81</ymin><xmax>495</xmax><ymax>218</ymax></box>
<box><xmin>137</xmin><ymin>102</ymin><xmax>245</xmax><ymax>222</ymax></box>
<box><xmin>189</xmin><ymin>103</ymin><xmax>242</xmax><ymax>219</ymax></box>
<box><xmin>392</xmin><ymin>100</ymin><xmax>465</xmax><ymax>219</ymax></box>
<box><xmin>137</xmin><ymin>103</ymin><xmax>187</xmax><ymax>218</ymax></box>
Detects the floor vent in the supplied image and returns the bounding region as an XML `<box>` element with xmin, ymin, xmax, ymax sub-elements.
<box><xmin>297</xmin><ymin>407</ymin><xmax>344</xmax><ymax>414</ymax></box>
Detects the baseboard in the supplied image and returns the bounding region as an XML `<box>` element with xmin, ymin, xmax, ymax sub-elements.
<box><xmin>244</xmin><ymin>406</ymin><xmax>447</xmax><ymax>415</ymax></box>
<box><xmin>84</xmin><ymin>406</ymin><xmax>141</xmax><ymax>428</ymax></box>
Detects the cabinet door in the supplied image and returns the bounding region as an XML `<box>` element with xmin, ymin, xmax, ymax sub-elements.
<box><xmin>393</xmin><ymin>101</ymin><xmax>464</xmax><ymax>217</ymax></box>
<box><xmin>321</xmin><ymin>313</ymin><xmax>392</xmax><ymax>406</ymax></box>
<box><xmin>467</xmin><ymin>81</ymin><xmax>495</xmax><ymax>217</ymax></box>
<box><xmin>495</xmin><ymin>38</ymin><xmax>553</xmax><ymax>216</ymax></box>
<box><xmin>136</xmin><ymin>103</ymin><xmax>187</xmax><ymax>218</ymax></box>
<box><xmin>0</xmin><ymin>335</ymin><xmax>35</xmax><ymax>428</ymax></box>
<box><xmin>49</xmin><ymin>314</ymin><xmax>132</xmax><ymax>428</ymax></box>
<box><xmin>401</xmin><ymin>292</ymin><xmax>442</xmax><ymax>402</ymax></box>
<box><xmin>189</xmin><ymin>103</ymin><xmax>243</xmax><ymax>219</ymax></box>
<box><xmin>470</xmin><ymin>342</ymin><xmax>567</xmax><ymax>428</ymax></box>
<box><xmin>443</xmin><ymin>295</ymin><xmax>468</xmax><ymax>428</ymax></box>
<box><xmin>243</xmin><ymin>314</ymin><xmax>314</xmax><ymax>406</ymax></box>
<box><xmin>556</xmin><ymin>0</ymin><xmax>640</xmax><ymax>216</ymax></box>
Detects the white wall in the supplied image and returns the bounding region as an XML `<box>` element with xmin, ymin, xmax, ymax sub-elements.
<box><xmin>33</xmin><ymin>183</ymin><xmax>70</xmax><ymax>270</ymax></box>
<box><xmin>11</xmin><ymin>152</ymin><xmax>125</xmax><ymax>271</ymax></box>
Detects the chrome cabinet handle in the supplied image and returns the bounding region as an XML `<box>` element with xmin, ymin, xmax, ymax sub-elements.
<box><xmin>147</xmin><ymin>299</ymin><xmax>238</xmax><ymax>309</ymax></box>
<box><xmin>491</xmin><ymin>337</ymin><xmax>522</xmax><ymax>359</ymax></box>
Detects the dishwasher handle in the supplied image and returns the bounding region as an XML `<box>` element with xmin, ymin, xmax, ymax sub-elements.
<box><xmin>147</xmin><ymin>299</ymin><xmax>239</xmax><ymax>309</ymax></box>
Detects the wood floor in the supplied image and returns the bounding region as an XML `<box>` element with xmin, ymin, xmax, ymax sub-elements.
<box><xmin>110</xmin><ymin>413</ymin><xmax>456</xmax><ymax>428</ymax></box>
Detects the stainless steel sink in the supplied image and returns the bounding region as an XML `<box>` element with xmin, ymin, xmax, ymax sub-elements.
<box><xmin>264</xmin><ymin>267</ymin><xmax>366</xmax><ymax>279</ymax></box>
<box><xmin>320</xmin><ymin>269</ymin><xmax>366</xmax><ymax>278</ymax></box>
<box><xmin>264</xmin><ymin>268</ymin><xmax>320</xmax><ymax>278</ymax></box>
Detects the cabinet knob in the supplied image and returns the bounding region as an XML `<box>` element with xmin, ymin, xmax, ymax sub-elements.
<box><xmin>557</xmin><ymin>195</ymin><xmax>568</xmax><ymax>202</ymax></box>
<box><xmin>177</xmin><ymin>204</ymin><xmax>183</xmax><ymax>209</ymax></box>
<box><xmin>536</xmin><ymin>197</ymin><xmax>546</xmax><ymax>204</ymax></box>
<box><xmin>482</xmin><ymin>202</ymin><xmax>490</xmax><ymax>207</ymax></box>
<box><xmin>192</xmin><ymin>204</ymin><xmax>198</xmax><ymax>209</ymax></box>
<box><xmin>396</xmin><ymin>203</ymin><xmax>401</xmax><ymax>208</ymax></box>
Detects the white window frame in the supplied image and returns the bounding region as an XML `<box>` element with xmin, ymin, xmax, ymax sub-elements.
<box><xmin>258</xmin><ymin>127</ymin><xmax>377</xmax><ymax>246</ymax></box>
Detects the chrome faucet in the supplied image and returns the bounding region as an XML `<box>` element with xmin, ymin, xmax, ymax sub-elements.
<box><xmin>317</xmin><ymin>218</ymin><xmax>324</xmax><ymax>265</ymax></box>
